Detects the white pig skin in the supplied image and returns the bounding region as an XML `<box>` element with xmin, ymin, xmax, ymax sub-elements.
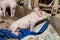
<box><xmin>9</xmin><ymin>8</ymin><xmax>51</xmax><ymax>35</ymax></box>
<box><xmin>0</xmin><ymin>0</ymin><xmax>17</xmax><ymax>17</ymax></box>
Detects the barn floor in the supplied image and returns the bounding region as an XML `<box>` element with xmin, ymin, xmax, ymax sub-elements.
<box><xmin>0</xmin><ymin>15</ymin><xmax>18</xmax><ymax>29</ymax></box>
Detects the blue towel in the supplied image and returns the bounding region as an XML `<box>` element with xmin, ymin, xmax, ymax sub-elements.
<box><xmin>0</xmin><ymin>20</ymin><xmax>50</xmax><ymax>40</ymax></box>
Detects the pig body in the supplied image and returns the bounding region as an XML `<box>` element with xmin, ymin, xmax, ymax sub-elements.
<box><xmin>0</xmin><ymin>0</ymin><xmax>17</xmax><ymax>17</ymax></box>
<box><xmin>9</xmin><ymin>9</ymin><xmax>51</xmax><ymax>35</ymax></box>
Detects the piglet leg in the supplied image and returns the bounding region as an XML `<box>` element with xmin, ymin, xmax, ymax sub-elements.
<box><xmin>1</xmin><ymin>6</ymin><xmax>6</xmax><ymax>17</ymax></box>
<box><xmin>10</xmin><ymin>3</ymin><xmax>16</xmax><ymax>18</ymax></box>
<box><xmin>30</xmin><ymin>21</ymin><xmax>36</xmax><ymax>32</ymax></box>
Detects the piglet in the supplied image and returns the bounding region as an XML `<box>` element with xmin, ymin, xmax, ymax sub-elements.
<box><xmin>0</xmin><ymin>0</ymin><xmax>17</xmax><ymax>18</ymax></box>
<box><xmin>9</xmin><ymin>7</ymin><xmax>51</xmax><ymax>35</ymax></box>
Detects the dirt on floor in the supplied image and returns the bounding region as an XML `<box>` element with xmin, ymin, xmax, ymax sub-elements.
<box><xmin>0</xmin><ymin>16</ymin><xmax>18</xmax><ymax>29</ymax></box>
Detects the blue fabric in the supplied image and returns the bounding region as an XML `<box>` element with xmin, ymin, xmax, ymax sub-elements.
<box><xmin>0</xmin><ymin>20</ymin><xmax>50</xmax><ymax>40</ymax></box>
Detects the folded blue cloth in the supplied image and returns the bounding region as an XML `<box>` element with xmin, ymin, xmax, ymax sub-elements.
<box><xmin>0</xmin><ymin>20</ymin><xmax>49</xmax><ymax>40</ymax></box>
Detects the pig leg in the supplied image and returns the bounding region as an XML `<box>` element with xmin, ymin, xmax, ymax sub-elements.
<box><xmin>1</xmin><ymin>6</ymin><xmax>6</xmax><ymax>17</ymax></box>
<box><xmin>9</xmin><ymin>23</ymin><xmax>20</xmax><ymax>35</ymax></box>
<box><xmin>15</xmin><ymin>27</ymin><xmax>21</xmax><ymax>35</ymax></box>
<box><xmin>10</xmin><ymin>27</ymin><xmax>19</xmax><ymax>35</ymax></box>
<box><xmin>10</xmin><ymin>3</ymin><xmax>16</xmax><ymax>18</ymax></box>
<box><xmin>28</xmin><ymin>0</ymin><xmax>32</xmax><ymax>10</ymax></box>
<box><xmin>0</xmin><ymin>9</ymin><xmax>4</xmax><ymax>23</ymax></box>
<box><xmin>12</xmin><ymin>30</ymin><xmax>19</xmax><ymax>35</ymax></box>
<box><xmin>0</xmin><ymin>10</ymin><xmax>2</xmax><ymax>21</ymax></box>
<box><xmin>10</xmin><ymin>7</ymin><xmax>16</xmax><ymax>18</ymax></box>
<box><xmin>0</xmin><ymin>9</ymin><xmax>2</xmax><ymax>17</ymax></box>
<box><xmin>11</xmin><ymin>27</ymin><xmax>21</xmax><ymax>35</ymax></box>
<box><xmin>30</xmin><ymin>21</ymin><xmax>36</xmax><ymax>32</ymax></box>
